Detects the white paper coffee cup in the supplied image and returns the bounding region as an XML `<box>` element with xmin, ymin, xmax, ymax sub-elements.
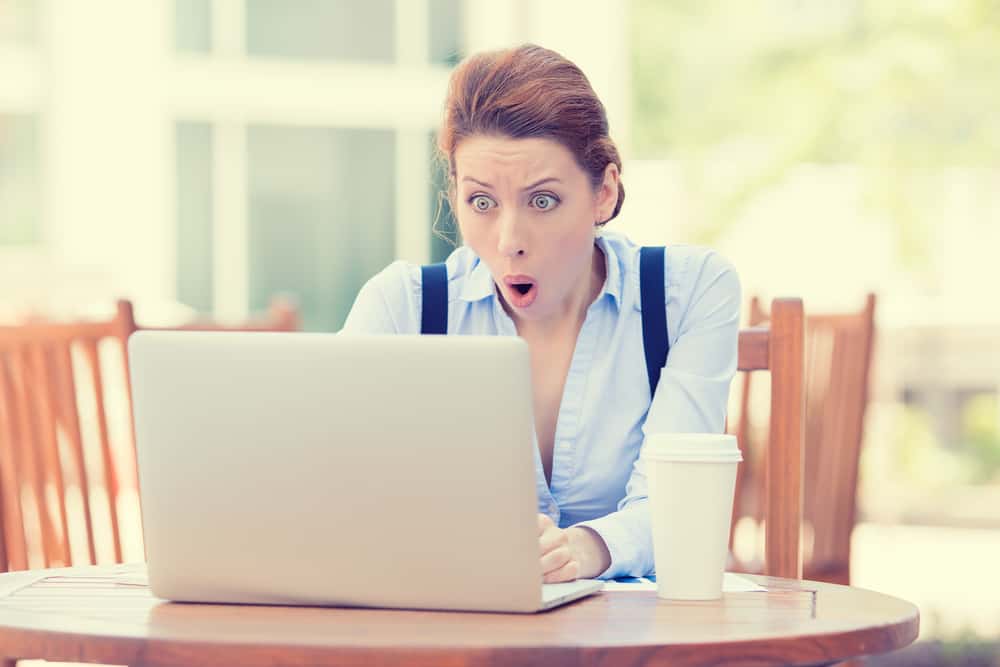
<box><xmin>641</xmin><ymin>433</ymin><xmax>742</xmax><ymax>600</ymax></box>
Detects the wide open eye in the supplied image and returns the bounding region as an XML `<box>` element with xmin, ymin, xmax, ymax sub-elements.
<box><xmin>531</xmin><ymin>193</ymin><xmax>558</xmax><ymax>211</ymax></box>
<box><xmin>470</xmin><ymin>195</ymin><xmax>496</xmax><ymax>212</ymax></box>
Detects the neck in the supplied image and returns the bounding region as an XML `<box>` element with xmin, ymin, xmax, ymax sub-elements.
<box><xmin>510</xmin><ymin>243</ymin><xmax>606</xmax><ymax>340</ymax></box>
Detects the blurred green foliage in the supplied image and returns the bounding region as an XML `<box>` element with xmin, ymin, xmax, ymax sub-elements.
<box><xmin>891</xmin><ymin>403</ymin><xmax>967</xmax><ymax>486</ymax></box>
<box><xmin>630</xmin><ymin>0</ymin><xmax>1000</xmax><ymax>259</ymax></box>
<box><xmin>881</xmin><ymin>399</ymin><xmax>1000</xmax><ymax>487</ymax></box>
<box><xmin>961</xmin><ymin>394</ymin><xmax>1000</xmax><ymax>483</ymax></box>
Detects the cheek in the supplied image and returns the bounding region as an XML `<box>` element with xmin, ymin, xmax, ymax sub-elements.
<box><xmin>550</xmin><ymin>198</ymin><xmax>596</xmax><ymax>239</ymax></box>
<box><xmin>552</xmin><ymin>215</ymin><xmax>596</xmax><ymax>254</ymax></box>
<box><xmin>542</xmin><ymin>221</ymin><xmax>595</xmax><ymax>278</ymax></box>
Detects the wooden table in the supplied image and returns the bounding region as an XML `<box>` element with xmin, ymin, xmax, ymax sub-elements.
<box><xmin>0</xmin><ymin>564</ymin><xmax>918</xmax><ymax>667</ymax></box>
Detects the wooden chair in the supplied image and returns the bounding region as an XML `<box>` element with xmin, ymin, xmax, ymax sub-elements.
<box><xmin>0</xmin><ymin>303</ymin><xmax>140</xmax><ymax>667</ymax></box>
<box><xmin>732</xmin><ymin>294</ymin><xmax>875</xmax><ymax>585</ymax></box>
<box><xmin>0</xmin><ymin>301</ymin><xmax>138</xmax><ymax>577</ymax></box>
<box><xmin>735</xmin><ymin>298</ymin><xmax>806</xmax><ymax>580</ymax></box>
<box><xmin>0</xmin><ymin>297</ymin><xmax>301</xmax><ymax>667</ymax></box>
<box><xmin>0</xmin><ymin>296</ymin><xmax>303</xmax><ymax>574</ymax></box>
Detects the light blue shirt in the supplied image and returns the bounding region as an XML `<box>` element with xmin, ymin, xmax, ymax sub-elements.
<box><xmin>340</xmin><ymin>230</ymin><xmax>741</xmax><ymax>578</ymax></box>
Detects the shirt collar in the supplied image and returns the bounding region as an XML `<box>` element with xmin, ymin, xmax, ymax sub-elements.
<box><xmin>458</xmin><ymin>256</ymin><xmax>496</xmax><ymax>302</ymax></box>
<box><xmin>457</xmin><ymin>235</ymin><xmax>624</xmax><ymax>309</ymax></box>
<box><xmin>595</xmin><ymin>233</ymin><xmax>623</xmax><ymax>310</ymax></box>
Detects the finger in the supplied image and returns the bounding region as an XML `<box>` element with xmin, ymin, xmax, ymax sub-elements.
<box><xmin>539</xmin><ymin>526</ymin><xmax>568</xmax><ymax>555</ymax></box>
<box><xmin>540</xmin><ymin>545</ymin><xmax>573</xmax><ymax>575</ymax></box>
<box><xmin>543</xmin><ymin>557</ymin><xmax>580</xmax><ymax>584</ymax></box>
<box><xmin>537</xmin><ymin>513</ymin><xmax>554</xmax><ymax>535</ymax></box>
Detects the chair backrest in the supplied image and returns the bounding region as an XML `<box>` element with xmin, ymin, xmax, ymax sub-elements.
<box><xmin>0</xmin><ymin>297</ymin><xmax>303</xmax><ymax>572</ymax></box>
<box><xmin>736</xmin><ymin>294</ymin><xmax>875</xmax><ymax>584</ymax></box>
<box><xmin>0</xmin><ymin>301</ymin><xmax>138</xmax><ymax>571</ymax></box>
<box><xmin>736</xmin><ymin>298</ymin><xmax>805</xmax><ymax>580</ymax></box>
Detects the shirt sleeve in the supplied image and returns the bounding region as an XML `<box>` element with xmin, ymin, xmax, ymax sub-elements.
<box><xmin>339</xmin><ymin>261</ymin><xmax>420</xmax><ymax>334</ymax></box>
<box><xmin>574</xmin><ymin>247</ymin><xmax>742</xmax><ymax>578</ymax></box>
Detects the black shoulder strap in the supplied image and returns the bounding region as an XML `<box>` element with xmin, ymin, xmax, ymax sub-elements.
<box><xmin>639</xmin><ymin>246</ymin><xmax>670</xmax><ymax>397</ymax></box>
<box><xmin>420</xmin><ymin>263</ymin><xmax>448</xmax><ymax>334</ymax></box>
<box><xmin>423</xmin><ymin>252</ymin><xmax>669</xmax><ymax>397</ymax></box>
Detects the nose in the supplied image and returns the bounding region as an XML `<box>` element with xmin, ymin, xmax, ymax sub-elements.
<box><xmin>496</xmin><ymin>211</ymin><xmax>526</xmax><ymax>258</ymax></box>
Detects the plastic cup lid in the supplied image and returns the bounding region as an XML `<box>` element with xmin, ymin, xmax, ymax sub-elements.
<box><xmin>640</xmin><ymin>433</ymin><xmax>743</xmax><ymax>463</ymax></box>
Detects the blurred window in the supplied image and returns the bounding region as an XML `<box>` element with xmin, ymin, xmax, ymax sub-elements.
<box><xmin>247</xmin><ymin>126</ymin><xmax>396</xmax><ymax>332</ymax></box>
<box><xmin>175</xmin><ymin>122</ymin><xmax>214</xmax><ymax>313</ymax></box>
<box><xmin>174</xmin><ymin>0</ymin><xmax>212</xmax><ymax>54</ymax></box>
<box><xmin>245</xmin><ymin>0</ymin><xmax>394</xmax><ymax>62</ymax></box>
<box><xmin>0</xmin><ymin>0</ymin><xmax>38</xmax><ymax>47</ymax></box>
<box><xmin>0</xmin><ymin>114</ymin><xmax>40</xmax><ymax>245</ymax></box>
<box><xmin>428</xmin><ymin>0</ymin><xmax>463</xmax><ymax>65</ymax></box>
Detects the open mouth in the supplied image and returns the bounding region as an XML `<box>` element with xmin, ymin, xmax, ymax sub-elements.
<box><xmin>502</xmin><ymin>276</ymin><xmax>538</xmax><ymax>308</ymax></box>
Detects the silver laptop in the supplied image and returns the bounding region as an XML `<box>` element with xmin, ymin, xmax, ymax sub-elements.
<box><xmin>128</xmin><ymin>331</ymin><xmax>602</xmax><ymax>613</ymax></box>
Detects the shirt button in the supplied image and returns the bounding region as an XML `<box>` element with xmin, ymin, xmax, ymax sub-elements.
<box><xmin>548</xmin><ymin>502</ymin><xmax>557</xmax><ymax>514</ymax></box>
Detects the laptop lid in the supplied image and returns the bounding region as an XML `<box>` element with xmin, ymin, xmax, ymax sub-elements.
<box><xmin>128</xmin><ymin>331</ymin><xmax>546</xmax><ymax>612</ymax></box>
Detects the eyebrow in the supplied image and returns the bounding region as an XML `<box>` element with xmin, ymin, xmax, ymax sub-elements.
<box><xmin>461</xmin><ymin>177</ymin><xmax>562</xmax><ymax>191</ymax></box>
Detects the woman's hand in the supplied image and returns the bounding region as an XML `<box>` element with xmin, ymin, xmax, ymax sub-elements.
<box><xmin>538</xmin><ymin>514</ymin><xmax>612</xmax><ymax>582</ymax></box>
<box><xmin>538</xmin><ymin>514</ymin><xmax>579</xmax><ymax>583</ymax></box>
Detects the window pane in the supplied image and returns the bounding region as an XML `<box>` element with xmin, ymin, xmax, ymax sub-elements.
<box><xmin>0</xmin><ymin>0</ymin><xmax>38</xmax><ymax>47</ymax></box>
<box><xmin>429</xmin><ymin>0</ymin><xmax>463</xmax><ymax>66</ymax></box>
<box><xmin>0</xmin><ymin>114</ymin><xmax>40</xmax><ymax>245</ymax></box>
<box><xmin>248</xmin><ymin>126</ymin><xmax>395</xmax><ymax>332</ymax></box>
<box><xmin>246</xmin><ymin>0</ymin><xmax>394</xmax><ymax>62</ymax></box>
<box><xmin>175</xmin><ymin>122</ymin><xmax>214</xmax><ymax>313</ymax></box>
<box><xmin>174</xmin><ymin>0</ymin><xmax>212</xmax><ymax>54</ymax></box>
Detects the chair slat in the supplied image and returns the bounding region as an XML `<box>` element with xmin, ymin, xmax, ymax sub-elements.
<box><xmin>83</xmin><ymin>338</ymin><xmax>123</xmax><ymax>564</ymax></box>
<box><xmin>0</xmin><ymin>321</ymin><xmax>118</xmax><ymax>344</ymax></box>
<box><xmin>764</xmin><ymin>298</ymin><xmax>805</xmax><ymax>580</ymax></box>
<box><xmin>56</xmin><ymin>341</ymin><xmax>98</xmax><ymax>565</ymax></box>
<box><xmin>10</xmin><ymin>347</ymin><xmax>54</xmax><ymax>568</ymax></box>
<box><xmin>737</xmin><ymin>327</ymin><xmax>770</xmax><ymax>371</ymax></box>
<box><xmin>30</xmin><ymin>344</ymin><xmax>73</xmax><ymax>567</ymax></box>
<box><xmin>0</xmin><ymin>354</ymin><xmax>29</xmax><ymax>571</ymax></box>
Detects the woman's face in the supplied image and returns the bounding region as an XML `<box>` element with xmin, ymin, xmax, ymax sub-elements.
<box><xmin>453</xmin><ymin>135</ymin><xmax>618</xmax><ymax>324</ymax></box>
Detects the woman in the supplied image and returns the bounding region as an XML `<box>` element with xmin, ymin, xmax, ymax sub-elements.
<box><xmin>341</xmin><ymin>44</ymin><xmax>740</xmax><ymax>582</ymax></box>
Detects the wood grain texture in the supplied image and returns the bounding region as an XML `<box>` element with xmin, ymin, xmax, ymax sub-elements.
<box><xmin>733</xmin><ymin>295</ymin><xmax>876</xmax><ymax>586</ymax></box>
<box><xmin>766</xmin><ymin>298</ymin><xmax>805</xmax><ymax>580</ymax></box>
<box><xmin>0</xmin><ymin>306</ymin><xmax>137</xmax><ymax>573</ymax></box>
<box><xmin>735</xmin><ymin>300</ymin><xmax>806</xmax><ymax>581</ymax></box>
<box><xmin>0</xmin><ymin>564</ymin><xmax>918</xmax><ymax>667</ymax></box>
<box><xmin>737</xmin><ymin>327</ymin><xmax>770</xmax><ymax>371</ymax></box>
<box><xmin>0</xmin><ymin>359</ymin><xmax>27</xmax><ymax>571</ymax></box>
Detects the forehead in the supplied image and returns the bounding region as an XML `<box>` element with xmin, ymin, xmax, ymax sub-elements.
<box><xmin>453</xmin><ymin>135</ymin><xmax>579</xmax><ymax>181</ymax></box>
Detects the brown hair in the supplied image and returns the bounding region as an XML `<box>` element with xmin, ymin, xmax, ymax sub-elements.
<box><xmin>436</xmin><ymin>43</ymin><xmax>625</xmax><ymax>227</ymax></box>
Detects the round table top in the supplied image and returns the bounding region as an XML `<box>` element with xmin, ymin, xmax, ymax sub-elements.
<box><xmin>0</xmin><ymin>563</ymin><xmax>918</xmax><ymax>667</ymax></box>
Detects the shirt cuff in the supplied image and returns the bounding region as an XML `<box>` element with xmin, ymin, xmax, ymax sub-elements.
<box><xmin>573</xmin><ymin>503</ymin><xmax>653</xmax><ymax>580</ymax></box>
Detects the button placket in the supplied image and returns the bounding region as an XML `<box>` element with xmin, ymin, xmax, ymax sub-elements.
<box><xmin>548</xmin><ymin>303</ymin><xmax>601</xmax><ymax>503</ymax></box>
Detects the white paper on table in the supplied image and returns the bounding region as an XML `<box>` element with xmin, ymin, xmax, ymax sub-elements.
<box><xmin>722</xmin><ymin>573</ymin><xmax>767</xmax><ymax>592</ymax></box>
<box><xmin>602</xmin><ymin>573</ymin><xmax>767</xmax><ymax>593</ymax></box>
<box><xmin>116</xmin><ymin>573</ymin><xmax>149</xmax><ymax>587</ymax></box>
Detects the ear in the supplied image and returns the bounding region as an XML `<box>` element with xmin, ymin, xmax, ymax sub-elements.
<box><xmin>594</xmin><ymin>163</ymin><xmax>620</xmax><ymax>223</ymax></box>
